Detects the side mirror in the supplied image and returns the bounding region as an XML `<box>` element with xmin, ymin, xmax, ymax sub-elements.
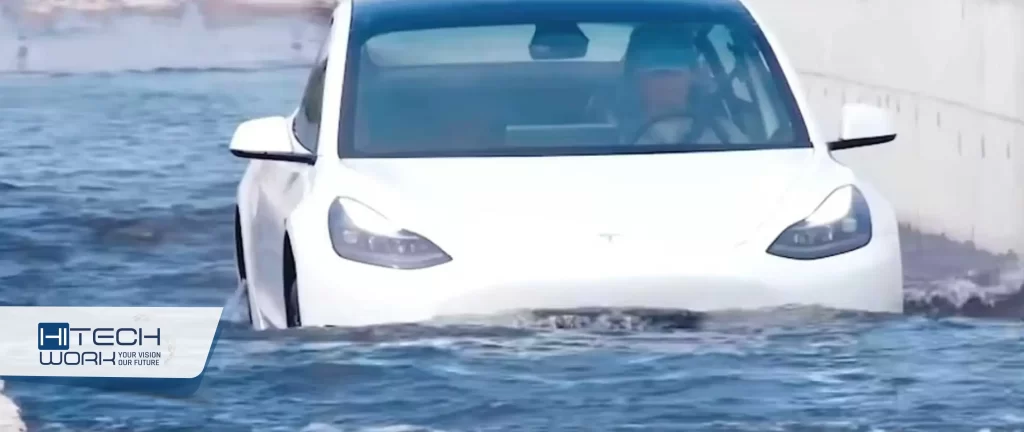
<box><xmin>229</xmin><ymin>116</ymin><xmax>315</xmax><ymax>164</ymax></box>
<box><xmin>827</xmin><ymin>103</ymin><xmax>897</xmax><ymax>151</ymax></box>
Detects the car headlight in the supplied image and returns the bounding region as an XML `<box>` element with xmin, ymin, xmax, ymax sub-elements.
<box><xmin>327</xmin><ymin>198</ymin><xmax>451</xmax><ymax>269</ymax></box>
<box><xmin>767</xmin><ymin>185</ymin><xmax>872</xmax><ymax>260</ymax></box>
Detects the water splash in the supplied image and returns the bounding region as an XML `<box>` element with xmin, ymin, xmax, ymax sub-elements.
<box><xmin>899</xmin><ymin>226</ymin><xmax>1024</xmax><ymax>319</ymax></box>
<box><xmin>904</xmin><ymin>264</ymin><xmax>1024</xmax><ymax>318</ymax></box>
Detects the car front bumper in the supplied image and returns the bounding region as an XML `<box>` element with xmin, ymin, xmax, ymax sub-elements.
<box><xmin>288</xmin><ymin>229</ymin><xmax>904</xmax><ymax>328</ymax></box>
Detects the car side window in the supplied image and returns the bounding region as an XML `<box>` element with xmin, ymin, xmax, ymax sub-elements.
<box><xmin>293</xmin><ymin>46</ymin><xmax>329</xmax><ymax>153</ymax></box>
<box><xmin>704</xmin><ymin>24</ymin><xmax>791</xmax><ymax>141</ymax></box>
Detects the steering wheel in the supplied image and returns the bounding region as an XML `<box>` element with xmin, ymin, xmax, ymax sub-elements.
<box><xmin>627</xmin><ymin>109</ymin><xmax>731</xmax><ymax>145</ymax></box>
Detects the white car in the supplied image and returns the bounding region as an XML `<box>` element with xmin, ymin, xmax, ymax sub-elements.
<box><xmin>230</xmin><ymin>0</ymin><xmax>904</xmax><ymax>329</ymax></box>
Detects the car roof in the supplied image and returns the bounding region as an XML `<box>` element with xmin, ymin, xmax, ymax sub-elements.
<box><xmin>346</xmin><ymin>0</ymin><xmax>754</xmax><ymax>36</ymax></box>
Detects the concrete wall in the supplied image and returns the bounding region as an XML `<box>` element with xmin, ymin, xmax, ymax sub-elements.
<box><xmin>746</xmin><ymin>0</ymin><xmax>1024</xmax><ymax>255</ymax></box>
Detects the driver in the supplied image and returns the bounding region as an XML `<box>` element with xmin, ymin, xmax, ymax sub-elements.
<box><xmin>601</xmin><ymin>30</ymin><xmax>749</xmax><ymax>145</ymax></box>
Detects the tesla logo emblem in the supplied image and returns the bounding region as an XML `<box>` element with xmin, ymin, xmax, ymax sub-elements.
<box><xmin>598</xmin><ymin>233</ymin><xmax>620</xmax><ymax>243</ymax></box>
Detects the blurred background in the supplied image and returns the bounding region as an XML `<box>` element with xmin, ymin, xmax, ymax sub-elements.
<box><xmin>0</xmin><ymin>0</ymin><xmax>332</xmax><ymax>73</ymax></box>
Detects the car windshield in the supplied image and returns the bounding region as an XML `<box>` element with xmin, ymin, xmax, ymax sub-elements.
<box><xmin>342</xmin><ymin>19</ymin><xmax>809</xmax><ymax>158</ymax></box>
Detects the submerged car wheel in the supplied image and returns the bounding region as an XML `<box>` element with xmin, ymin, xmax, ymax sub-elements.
<box><xmin>235</xmin><ymin>209</ymin><xmax>254</xmax><ymax>326</ymax></box>
<box><xmin>283</xmin><ymin>237</ymin><xmax>302</xmax><ymax>328</ymax></box>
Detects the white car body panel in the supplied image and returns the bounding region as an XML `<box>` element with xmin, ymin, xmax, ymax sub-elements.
<box><xmin>232</xmin><ymin>0</ymin><xmax>904</xmax><ymax>329</ymax></box>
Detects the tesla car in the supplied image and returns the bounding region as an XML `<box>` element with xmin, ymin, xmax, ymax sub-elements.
<box><xmin>229</xmin><ymin>0</ymin><xmax>904</xmax><ymax>329</ymax></box>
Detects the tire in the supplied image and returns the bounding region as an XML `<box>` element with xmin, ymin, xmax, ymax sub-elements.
<box><xmin>283</xmin><ymin>237</ymin><xmax>302</xmax><ymax>328</ymax></box>
<box><xmin>234</xmin><ymin>209</ymin><xmax>254</xmax><ymax>326</ymax></box>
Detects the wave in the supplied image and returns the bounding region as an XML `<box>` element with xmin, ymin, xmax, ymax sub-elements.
<box><xmin>903</xmin><ymin>265</ymin><xmax>1024</xmax><ymax>318</ymax></box>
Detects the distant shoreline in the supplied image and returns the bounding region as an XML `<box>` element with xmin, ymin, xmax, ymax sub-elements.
<box><xmin>3</xmin><ymin>0</ymin><xmax>336</xmax><ymax>32</ymax></box>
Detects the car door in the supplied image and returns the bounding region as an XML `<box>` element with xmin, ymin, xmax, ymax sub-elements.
<box><xmin>247</xmin><ymin>37</ymin><xmax>330</xmax><ymax>322</ymax></box>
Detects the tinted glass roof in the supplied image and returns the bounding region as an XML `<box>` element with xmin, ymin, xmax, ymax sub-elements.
<box><xmin>349</xmin><ymin>0</ymin><xmax>753</xmax><ymax>36</ymax></box>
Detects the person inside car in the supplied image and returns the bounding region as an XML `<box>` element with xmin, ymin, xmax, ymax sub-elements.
<box><xmin>591</xmin><ymin>25</ymin><xmax>749</xmax><ymax>145</ymax></box>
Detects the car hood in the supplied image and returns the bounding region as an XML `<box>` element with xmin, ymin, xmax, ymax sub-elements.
<box><xmin>340</xmin><ymin>149</ymin><xmax>817</xmax><ymax>255</ymax></box>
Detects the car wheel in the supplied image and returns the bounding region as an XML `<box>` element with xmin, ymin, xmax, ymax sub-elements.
<box><xmin>234</xmin><ymin>210</ymin><xmax>254</xmax><ymax>326</ymax></box>
<box><xmin>283</xmin><ymin>238</ymin><xmax>302</xmax><ymax>328</ymax></box>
